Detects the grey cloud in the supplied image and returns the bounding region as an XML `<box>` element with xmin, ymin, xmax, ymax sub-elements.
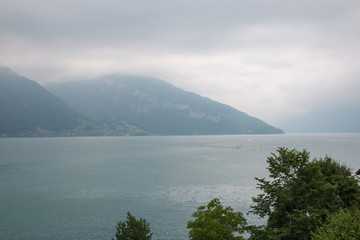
<box><xmin>1</xmin><ymin>0</ymin><xmax>360</xmax><ymax>124</ymax></box>
<box><xmin>1</xmin><ymin>0</ymin><xmax>357</xmax><ymax>49</ymax></box>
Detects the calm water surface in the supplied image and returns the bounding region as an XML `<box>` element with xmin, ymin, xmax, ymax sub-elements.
<box><xmin>1</xmin><ymin>134</ymin><xmax>359</xmax><ymax>240</ymax></box>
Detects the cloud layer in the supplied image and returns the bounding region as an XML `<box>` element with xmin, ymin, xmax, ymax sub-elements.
<box><xmin>1</xmin><ymin>0</ymin><xmax>360</xmax><ymax>124</ymax></box>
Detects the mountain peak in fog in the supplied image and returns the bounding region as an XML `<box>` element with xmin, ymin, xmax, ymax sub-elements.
<box><xmin>48</xmin><ymin>74</ymin><xmax>284</xmax><ymax>135</ymax></box>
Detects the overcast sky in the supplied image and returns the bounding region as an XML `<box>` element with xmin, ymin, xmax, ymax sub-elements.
<box><xmin>1</xmin><ymin>0</ymin><xmax>359</xmax><ymax>125</ymax></box>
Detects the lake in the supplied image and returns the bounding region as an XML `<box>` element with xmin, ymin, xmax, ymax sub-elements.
<box><xmin>1</xmin><ymin>134</ymin><xmax>359</xmax><ymax>240</ymax></box>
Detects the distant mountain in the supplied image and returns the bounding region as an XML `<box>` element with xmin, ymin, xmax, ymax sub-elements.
<box><xmin>0</xmin><ymin>67</ymin><xmax>85</xmax><ymax>136</ymax></box>
<box><xmin>47</xmin><ymin>74</ymin><xmax>284</xmax><ymax>135</ymax></box>
<box><xmin>0</xmin><ymin>67</ymin><xmax>145</xmax><ymax>137</ymax></box>
<box><xmin>0</xmin><ymin>67</ymin><xmax>101</xmax><ymax>137</ymax></box>
<box><xmin>279</xmin><ymin>104</ymin><xmax>360</xmax><ymax>133</ymax></box>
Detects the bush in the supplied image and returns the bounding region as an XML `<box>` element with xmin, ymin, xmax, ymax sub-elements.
<box><xmin>112</xmin><ymin>212</ymin><xmax>152</xmax><ymax>240</ymax></box>
<box><xmin>187</xmin><ymin>198</ymin><xmax>247</xmax><ymax>240</ymax></box>
<box><xmin>312</xmin><ymin>208</ymin><xmax>360</xmax><ymax>240</ymax></box>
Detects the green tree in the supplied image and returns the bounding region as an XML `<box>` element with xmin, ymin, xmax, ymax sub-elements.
<box><xmin>187</xmin><ymin>198</ymin><xmax>247</xmax><ymax>240</ymax></box>
<box><xmin>250</xmin><ymin>147</ymin><xmax>360</xmax><ymax>240</ymax></box>
<box><xmin>311</xmin><ymin>208</ymin><xmax>360</xmax><ymax>240</ymax></box>
<box><xmin>112</xmin><ymin>212</ymin><xmax>152</xmax><ymax>240</ymax></box>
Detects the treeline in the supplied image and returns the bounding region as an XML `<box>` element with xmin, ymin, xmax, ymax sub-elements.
<box><xmin>111</xmin><ymin>148</ymin><xmax>360</xmax><ymax>240</ymax></box>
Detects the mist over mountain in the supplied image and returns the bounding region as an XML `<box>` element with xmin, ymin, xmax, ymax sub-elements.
<box><xmin>0</xmin><ymin>67</ymin><xmax>90</xmax><ymax>136</ymax></box>
<box><xmin>279</xmin><ymin>104</ymin><xmax>360</xmax><ymax>133</ymax></box>
<box><xmin>0</xmin><ymin>67</ymin><xmax>283</xmax><ymax>136</ymax></box>
<box><xmin>47</xmin><ymin>74</ymin><xmax>284</xmax><ymax>135</ymax></box>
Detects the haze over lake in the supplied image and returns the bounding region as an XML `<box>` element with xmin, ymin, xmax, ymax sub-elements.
<box><xmin>2</xmin><ymin>1</ymin><xmax>360</xmax><ymax>238</ymax></box>
<box><xmin>1</xmin><ymin>134</ymin><xmax>359</xmax><ymax>240</ymax></box>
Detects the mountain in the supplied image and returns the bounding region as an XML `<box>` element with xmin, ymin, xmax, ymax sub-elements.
<box><xmin>0</xmin><ymin>67</ymin><xmax>146</xmax><ymax>137</ymax></box>
<box><xmin>279</xmin><ymin>104</ymin><xmax>360</xmax><ymax>133</ymax></box>
<box><xmin>47</xmin><ymin>74</ymin><xmax>284</xmax><ymax>135</ymax></box>
<box><xmin>0</xmin><ymin>67</ymin><xmax>88</xmax><ymax>136</ymax></box>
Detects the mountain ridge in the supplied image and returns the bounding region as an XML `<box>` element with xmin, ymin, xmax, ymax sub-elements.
<box><xmin>0</xmin><ymin>67</ymin><xmax>283</xmax><ymax>136</ymax></box>
<box><xmin>0</xmin><ymin>67</ymin><xmax>87</xmax><ymax>136</ymax></box>
<box><xmin>47</xmin><ymin>74</ymin><xmax>284</xmax><ymax>135</ymax></box>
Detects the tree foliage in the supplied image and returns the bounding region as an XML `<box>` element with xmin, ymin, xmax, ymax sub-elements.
<box><xmin>112</xmin><ymin>212</ymin><xmax>152</xmax><ymax>240</ymax></box>
<box><xmin>311</xmin><ymin>208</ymin><xmax>360</xmax><ymax>240</ymax></box>
<box><xmin>250</xmin><ymin>147</ymin><xmax>360</xmax><ymax>240</ymax></box>
<box><xmin>187</xmin><ymin>198</ymin><xmax>247</xmax><ymax>240</ymax></box>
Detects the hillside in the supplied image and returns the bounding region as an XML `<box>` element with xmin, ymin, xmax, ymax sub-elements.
<box><xmin>0</xmin><ymin>68</ymin><xmax>146</xmax><ymax>137</ymax></box>
<box><xmin>47</xmin><ymin>74</ymin><xmax>284</xmax><ymax>135</ymax></box>
<box><xmin>0</xmin><ymin>67</ymin><xmax>86</xmax><ymax>136</ymax></box>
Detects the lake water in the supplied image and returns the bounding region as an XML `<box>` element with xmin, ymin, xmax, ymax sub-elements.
<box><xmin>1</xmin><ymin>134</ymin><xmax>360</xmax><ymax>240</ymax></box>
